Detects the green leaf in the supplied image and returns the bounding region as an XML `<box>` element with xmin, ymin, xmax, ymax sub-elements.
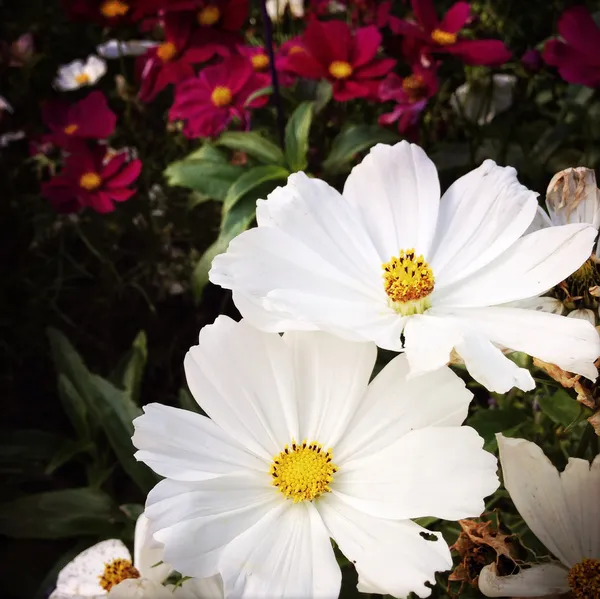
<box><xmin>467</xmin><ymin>407</ymin><xmax>526</xmax><ymax>445</ymax></box>
<box><xmin>191</xmin><ymin>237</ymin><xmax>229</xmax><ymax>301</ymax></box>
<box><xmin>216</xmin><ymin>131</ymin><xmax>285</xmax><ymax>165</ymax></box>
<box><xmin>183</xmin><ymin>144</ymin><xmax>229</xmax><ymax>163</ymax></box>
<box><xmin>0</xmin><ymin>488</ymin><xmax>119</xmax><ymax>539</ymax></box>
<box><xmin>164</xmin><ymin>160</ymin><xmax>244</xmax><ymax>200</ymax></box>
<box><xmin>178</xmin><ymin>387</ymin><xmax>201</xmax><ymax>414</ymax></box>
<box><xmin>538</xmin><ymin>389</ymin><xmax>586</xmax><ymax>428</ymax></box>
<box><xmin>110</xmin><ymin>331</ymin><xmax>147</xmax><ymax>405</ymax></box>
<box><xmin>44</xmin><ymin>439</ymin><xmax>94</xmax><ymax>475</ymax></box>
<box><xmin>244</xmin><ymin>85</ymin><xmax>273</xmax><ymax>107</ymax></box>
<box><xmin>284</xmin><ymin>101</ymin><xmax>313</xmax><ymax>172</ymax></box>
<box><xmin>322</xmin><ymin>124</ymin><xmax>400</xmax><ymax>174</ymax></box>
<box><xmin>223</xmin><ymin>165</ymin><xmax>289</xmax><ymax>212</ymax></box>
<box><xmin>314</xmin><ymin>80</ymin><xmax>333</xmax><ymax>114</ymax></box>
<box><xmin>57</xmin><ymin>374</ymin><xmax>90</xmax><ymax>440</ymax></box>
<box><xmin>0</xmin><ymin>429</ymin><xmax>65</xmax><ymax>476</ymax></box>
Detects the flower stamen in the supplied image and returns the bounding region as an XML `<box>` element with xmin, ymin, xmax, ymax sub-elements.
<box><xmin>568</xmin><ymin>558</ymin><xmax>600</xmax><ymax>598</ymax></box>
<box><xmin>251</xmin><ymin>53</ymin><xmax>270</xmax><ymax>71</ymax></box>
<box><xmin>431</xmin><ymin>29</ymin><xmax>457</xmax><ymax>45</ymax></box>
<box><xmin>211</xmin><ymin>85</ymin><xmax>232</xmax><ymax>107</ymax></box>
<box><xmin>197</xmin><ymin>5</ymin><xmax>221</xmax><ymax>26</ymax></box>
<box><xmin>98</xmin><ymin>558</ymin><xmax>140</xmax><ymax>592</ymax></box>
<box><xmin>75</xmin><ymin>73</ymin><xmax>90</xmax><ymax>85</ymax></box>
<box><xmin>64</xmin><ymin>123</ymin><xmax>79</xmax><ymax>135</ymax></box>
<box><xmin>329</xmin><ymin>60</ymin><xmax>353</xmax><ymax>79</ymax></box>
<box><xmin>80</xmin><ymin>172</ymin><xmax>102</xmax><ymax>190</ymax></box>
<box><xmin>100</xmin><ymin>0</ymin><xmax>129</xmax><ymax>18</ymax></box>
<box><xmin>157</xmin><ymin>41</ymin><xmax>177</xmax><ymax>62</ymax></box>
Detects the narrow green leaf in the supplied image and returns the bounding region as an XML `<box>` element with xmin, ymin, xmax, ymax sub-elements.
<box><xmin>244</xmin><ymin>85</ymin><xmax>273</xmax><ymax>107</ymax></box>
<box><xmin>0</xmin><ymin>430</ymin><xmax>65</xmax><ymax>476</ymax></box>
<box><xmin>110</xmin><ymin>331</ymin><xmax>147</xmax><ymax>405</ymax></box>
<box><xmin>538</xmin><ymin>389</ymin><xmax>586</xmax><ymax>428</ymax></box>
<box><xmin>314</xmin><ymin>80</ymin><xmax>333</xmax><ymax>114</ymax></box>
<box><xmin>57</xmin><ymin>374</ymin><xmax>90</xmax><ymax>440</ymax></box>
<box><xmin>164</xmin><ymin>160</ymin><xmax>244</xmax><ymax>200</ymax></box>
<box><xmin>223</xmin><ymin>165</ymin><xmax>289</xmax><ymax>212</ymax></box>
<box><xmin>284</xmin><ymin>101</ymin><xmax>313</xmax><ymax>172</ymax></box>
<box><xmin>322</xmin><ymin>124</ymin><xmax>400</xmax><ymax>174</ymax></box>
<box><xmin>183</xmin><ymin>144</ymin><xmax>229</xmax><ymax>163</ymax></box>
<box><xmin>467</xmin><ymin>407</ymin><xmax>526</xmax><ymax>445</ymax></box>
<box><xmin>178</xmin><ymin>387</ymin><xmax>201</xmax><ymax>414</ymax></box>
<box><xmin>0</xmin><ymin>488</ymin><xmax>119</xmax><ymax>539</ymax></box>
<box><xmin>44</xmin><ymin>439</ymin><xmax>94</xmax><ymax>475</ymax></box>
<box><xmin>191</xmin><ymin>236</ymin><xmax>229</xmax><ymax>301</ymax></box>
<box><xmin>216</xmin><ymin>131</ymin><xmax>285</xmax><ymax>165</ymax></box>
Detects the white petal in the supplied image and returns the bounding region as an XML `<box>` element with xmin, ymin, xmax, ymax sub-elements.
<box><xmin>288</xmin><ymin>0</ymin><xmax>304</xmax><ymax>17</ymax></box>
<box><xmin>438</xmin><ymin>306</ymin><xmax>600</xmax><ymax>381</ymax></box>
<box><xmin>478</xmin><ymin>562</ymin><xmax>569</xmax><ymax>597</ymax></box>
<box><xmin>429</xmin><ymin>160</ymin><xmax>538</xmax><ymax>288</ymax></box>
<box><xmin>505</xmin><ymin>296</ymin><xmax>565</xmax><ymax>315</ymax></box>
<box><xmin>318</xmin><ymin>495</ymin><xmax>452</xmax><ymax>598</ymax></box>
<box><xmin>133</xmin><ymin>403</ymin><xmax>267</xmax><ymax>481</ymax></box>
<box><xmin>85</xmin><ymin>55</ymin><xmax>107</xmax><ymax>83</ymax></box>
<box><xmin>184</xmin><ymin>316</ymin><xmax>298</xmax><ymax>460</ymax></box>
<box><xmin>219</xmin><ymin>502</ymin><xmax>340</xmax><ymax>599</ymax></box>
<box><xmin>283</xmin><ymin>331</ymin><xmax>375</xmax><ymax>448</ymax></box>
<box><xmin>169</xmin><ymin>575</ymin><xmax>223</xmax><ymax>598</ymax></box>
<box><xmin>343</xmin><ymin>141</ymin><xmax>441</xmax><ymax>260</ymax></box>
<box><xmin>108</xmin><ymin>579</ymin><xmax>172</xmax><ymax>599</ymax></box>
<box><xmin>334</xmin><ymin>353</ymin><xmax>472</xmax><ymax>462</ymax></box>
<box><xmin>332</xmin><ymin>426</ymin><xmax>498</xmax><ymax>520</ymax></box>
<box><xmin>524</xmin><ymin>205</ymin><xmax>552</xmax><ymax>234</ymax></box>
<box><xmin>433</xmin><ymin>223</ymin><xmax>597</xmax><ymax>307</ymax></box>
<box><xmin>146</xmin><ymin>474</ymin><xmax>279</xmax><ymax>578</ymax></box>
<box><xmin>97</xmin><ymin>40</ymin><xmax>159</xmax><ymax>59</ymax></box>
<box><xmin>497</xmin><ymin>434</ymin><xmax>586</xmax><ymax>567</ymax></box>
<box><xmin>133</xmin><ymin>514</ymin><xmax>171</xmax><ymax>583</ymax></box>
<box><xmin>53</xmin><ymin>539</ymin><xmax>130</xmax><ymax>596</ymax></box>
<box><xmin>567</xmin><ymin>308</ymin><xmax>596</xmax><ymax>325</ymax></box>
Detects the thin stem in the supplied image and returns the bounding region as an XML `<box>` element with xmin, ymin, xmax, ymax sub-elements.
<box><xmin>259</xmin><ymin>0</ymin><xmax>286</xmax><ymax>149</ymax></box>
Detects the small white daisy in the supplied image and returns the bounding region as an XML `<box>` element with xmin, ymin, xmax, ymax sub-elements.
<box><xmin>479</xmin><ymin>434</ymin><xmax>600</xmax><ymax>598</ymax></box>
<box><xmin>210</xmin><ymin>141</ymin><xmax>600</xmax><ymax>393</ymax></box>
<box><xmin>54</xmin><ymin>55</ymin><xmax>107</xmax><ymax>91</ymax></box>
<box><xmin>133</xmin><ymin>316</ymin><xmax>499</xmax><ymax>599</ymax></box>
<box><xmin>265</xmin><ymin>0</ymin><xmax>304</xmax><ymax>21</ymax></box>
<box><xmin>50</xmin><ymin>514</ymin><xmax>171</xmax><ymax>598</ymax></box>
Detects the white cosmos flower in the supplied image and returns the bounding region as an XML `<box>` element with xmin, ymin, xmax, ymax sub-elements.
<box><xmin>265</xmin><ymin>0</ymin><xmax>304</xmax><ymax>21</ymax></box>
<box><xmin>50</xmin><ymin>514</ymin><xmax>171</xmax><ymax>599</ymax></box>
<box><xmin>209</xmin><ymin>142</ymin><xmax>600</xmax><ymax>393</ymax></box>
<box><xmin>132</xmin><ymin>316</ymin><xmax>499</xmax><ymax>599</ymax></box>
<box><xmin>54</xmin><ymin>55</ymin><xmax>107</xmax><ymax>91</ymax></box>
<box><xmin>479</xmin><ymin>434</ymin><xmax>600</xmax><ymax>598</ymax></box>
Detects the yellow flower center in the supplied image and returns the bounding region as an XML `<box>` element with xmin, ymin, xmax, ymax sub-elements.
<box><xmin>64</xmin><ymin>124</ymin><xmax>79</xmax><ymax>135</ymax></box>
<box><xmin>288</xmin><ymin>45</ymin><xmax>305</xmax><ymax>55</ymax></box>
<box><xmin>382</xmin><ymin>248</ymin><xmax>435</xmax><ymax>315</ymax></box>
<box><xmin>197</xmin><ymin>5</ymin><xmax>221</xmax><ymax>26</ymax></box>
<box><xmin>100</xmin><ymin>0</ymin><xmax>130</xmax><ymax>18</ymax></box>
<box><xmin>329</xmin><ymin>60</ymin><xmax>353</xmax><ymax>79</ymax></box>
<box><xmin>211</xmin><ymin>85</ymin><xmax>232</xmax><ymax>107</ymax></box>
<box><xmin>79</xmin><ymin>172</ymin><xmax>102</xmax><ymax>190</ymax></box>
<box><xmin>251</xmin><ymin>53</ymin><xmax>270</xmax><ymax>71</ymax></box>
<box><xmin>75</xmin><ymin>73</ymin><xmax>90</xmax><ymax>85</ymax></box>
<box><xmin>568</xmin><ymin>558</ymin><xmax>600</xmax><ymax>598</ymax></box>
<box><xmin>157</xmin><ymin>41</ymin><xmax>177</xmax><ymax>62</ymax></box>
<box><xmin>98</xmin><ymin>558</ymin><xmax>140</xmax><ymax>592</ymax></box>
<box><xmin>271</xmin><ymin>440</ymin><xmax>337</xmax><ymax>503</ymax></box>
<box><xmin>431</xmin><ymin>28</ymin><xmax>457</xmax><ymax>45</ymax></box>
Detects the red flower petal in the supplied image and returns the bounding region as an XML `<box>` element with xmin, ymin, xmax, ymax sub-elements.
<box><xmin>332</xmin><ymin>79</ymin><xmax>372</xmax><ymax>102</ymax></box>
<box><xmin>544</xmin><ymin>39</ymin><xmax>600</xmax><ymax>87</ymax></box>
<box><xmin>104</xmin><ymin>158</ymin><xmax>142</xmax><ymax>189</ymax></box>
<box><xmin>354</xmin><ymin>57</ymin><xmax>396</xmax><ymax>80</ymax></box>
<box><xmin>410</xmin><ymin>0</ymin><xmax>439</xmax><ymax>33</ymax></box>
<box><xmin>304</xmin><ymin>19</ymin><xmax>352</xmax><ymax>66</ymax></box>
<box><xmin>439</xmin><ymin>2</ymin><xmax>471</xmax><ymax>34</ymax></box>
<box><xmin>445</xmin><ymin>39</ymin><xmax>511</xmax><ymax>66</ymax></box>
<box><xmin>558</xmin><ymin>6</ymin><xmax>600</xmax><ymax>60</ymax></box>
<box><xmin>351</xmin><ymin>26</ymin><xmax>383</xmax><ymax>69</ymax></box>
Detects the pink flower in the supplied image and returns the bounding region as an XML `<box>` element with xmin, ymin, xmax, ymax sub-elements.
<box><xmin>378</xmin><ymin>63</ymin><xmax>438</xmax><ymax>135</ymax></box>
<box><xmin>237</xmin><ymin>44</ymin><xmax>294</xmax><ymax>87</ymax></box>
<box><xmin>42</xmin><ymin>91</ymin><xmax>116</xmax><ymax>147</ymax></box>
<box><xmin>169</xmin><ymin>55</ymin><xmax>269</xmax><ymax>138</ymax></box>
<box><xmin>286</xmin><ymin>19</ymin><xmax>396</xmax><ymax>101</ymax></box>
<box><xmin>136</xmin><ymin>14</ymin><xmax>228</xmax><ymax>102</ymax></box>
<box><xmin>41</xmin><ymin>144</ymin><xmax>141</xmax><ymax>213</ymax></box>
<box><xmin>543</xmin><ymin>6</ymin><xmax>600</xmax><ymax>88</ymax></box>
<box><xmin>276</xmin><ymin>38</ymin><xmax>307</xmax><ymax>86</ymax></box>
<box><xmin>394</xmin><ymin>0</ymin><xmax>511</xmax><ymax>66</ymax></box>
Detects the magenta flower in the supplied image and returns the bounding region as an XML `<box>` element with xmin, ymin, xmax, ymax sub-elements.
<box><xmin>169</xmin><ymin>55</ymin><xmax>269</xmax><ymax>139</ymax></box>
<box><xmin>543</xmin><ymin>6</ymin><xmax>600</xmax><ymax>88</ymax></box>
<box><xmin>41</xmin><ymin>144</ymin><xmax>141</xmax><ymax>214</ymax></box>
<box><xmin>378</xmin><ymin>63</ymin><xmax>438</xmax><ymax>135</ymax></box>
<box><xmin>286</xmin><ymin>19</ymin><xmax>396</xmax><ymax>101</ymax></box>
<box><xmin>394</xmin><ymin>0</ymin><xmax>511</xmax><ymax>66</ymax></box>
<box><xmin>42</xmin><ymin>91</ymin><xmax>116</xmax><ymax>148</ymax></box>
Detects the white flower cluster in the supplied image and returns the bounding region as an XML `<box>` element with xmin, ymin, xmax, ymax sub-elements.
<box><xmin>53</xmin><ymin>143</ymin><xmax>600</xmax><ymax>598</ymax></box>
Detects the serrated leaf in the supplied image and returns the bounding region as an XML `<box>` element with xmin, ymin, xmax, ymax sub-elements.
<box><xmin>285</xmin><ymin>101</ymin><xmax>313</xmax><ymax>172</ymax></box>
<box><xmin>538</xmin><ymin>389</ymin><xmax>586</xmax><ymax>428</ymax></box>
<box><xmin>164</xmin><ymin>160</ymin><xmax>244</xmax><ymax>200</ymax></box>
<box><xmin>322</xmin><ymin>124</ymin><xmax>400</xmax><ymax>174</ymax></box>
<box><xmin>216</xmin><ymin>131</ymin><xmax>285</xmax><ymax>165</ymax></box>
<box><xmin>223</xmin><ymin>165</ymin><xmax>289</xmax><ymax>212</ymax></box>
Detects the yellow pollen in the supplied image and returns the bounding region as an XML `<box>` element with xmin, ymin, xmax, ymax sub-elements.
<box><xmin>79</xmin><ymin>172</ymin><xmax>102</xmax><ymax>190</ymax></box>
<box><xmin>75</xmin><ymin>73</ymin><xmax>90</xmax><ymax>85</ymax></box>
<box><xmin>64</xmin><ymin>124</ymin><xmax>79</xmax><ymax>135</ymax></box>
<box><xmin>403</xmin><ymin>74</ymin><xmax>424</xmax><ymax>90</ymax></box>
<box><xmin>197</xmin><ymin>5</ymin><xmax>221</xmax><ymax>26</ymax></box>
<box><xmin>288</xmin><ymin>45</ymin><xmax>305</xmax><ymax>55</ymax></box>
<box><xmin>251</xmin><ymin>53</ymin><xmax>270</xmax><ymax>71</ymax></box>
<box><xmin>100</xmin><ymin>0</ymin><xmax>130</xmax><ymax>18</ymax></box>
<box><xmin>568</xmin><ymin>558</ymin><xmax>600</xmax><ymax>598</ymax></box>
<box><xmin>271</xmin><ymin>440</ymin><xmax>337</xmax><ymax>503</ymax></box>
<box><xmin>431</xmin><ymin>28</ymin><xmax>457</xmax><ymax>45</ymax></box>
<box><xmin>211</xmin><ymin>85</ymin><xmax>232</xmax><ymax>107</ymax></box>
<box><xmin>98</xmin><ymin>558</ymin><xmax>140</xmax><ymax>592</ymax></box>
<box><xmin>329</xmin><ymin>60</ymin><xmax>353</xmax><ymax>79</ymax></box>
<box><xmin>382</xmin><ymin>248</ymin><xmax>435</xmax><ymax>314</ymax></box>
<box><xmin>157</xmin><ymin>41</ymin><xmax>177</xmax><ymax>62</ymax></box>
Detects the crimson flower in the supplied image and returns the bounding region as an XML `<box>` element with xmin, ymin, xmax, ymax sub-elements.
<box><xmin>41</xmin><ymin>144</ymin><xmax>141</xmax><ymax>214</ymax></box>
<box><xmin>42</xmin><ymin>92</ymin><xmax>116</xmax><ymax>148</ymax></box>
<box><xmin>394</xmin><ymin>0</ymin><xmax>511</xmax><ymax>66</ymax></box>
<box><xmin>286</xmin><ymin>19</ymin><xmax>396</xmax><ymax>101</ymax></box>
<box><xmin>137</xmin><ymin>14</ymin><xmax>228</xmax><ymax>102</ymax></box>
<box><xmin>62</xmin><ymin>0</ymin><xmax>160</xmax><ymax>25</ymax></box>
<box><xmin>543</xmin><ymin>6</ymin><xmax>600</xmax><ymax>88</ymax></box>
<box><xmin>276</xmin><ymin>38</ymin><xmax>308</xmax><ymax>86</ymax></box>
<box><xmin>169</xmin><ymin>55</ymin><xmax>269</xmax><ymax>139</ymax></box>
<box><xmin>237</xmin><ymin>44</ymin><xmax>294</xmax><ymax>86</ymax></box>
<box><xmin>378</xmin><ymin>63</ymin><xmax>438</xmax><ymax>135</ymax></box>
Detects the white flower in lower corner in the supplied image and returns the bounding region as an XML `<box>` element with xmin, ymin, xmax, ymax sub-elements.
<box><xmin>209</xmin><ymin>141</ymin><xmax>600</xmax><ymax>393</ymax></box>
<box><xmin>479</xmin><ymin>434</ymin><xmax>600</xmax><ymax>598</ymax></box>
<box><xmin>132</xmin><ymin>316</ymin><xmax>499</xmax><ymax>599</ymax></box>
<box><xmin>50</xmin><ymin>514</ymin><xmax>171</xmax><ymax>598</ymax></box>
<box><xmin>54</xmin><ymin>56</ymin><xmax>107</xmax><ymax>91</ymax></box>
